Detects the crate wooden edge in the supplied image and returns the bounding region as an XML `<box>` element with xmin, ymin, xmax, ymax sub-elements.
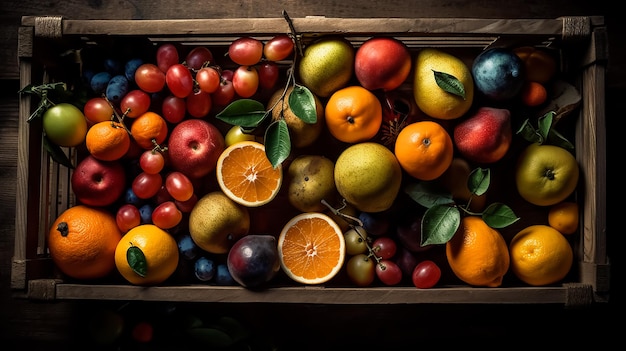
<box><xmin>26</xmin><ymin>279</ymin><xmax>598</xmax><ymax>307</ymax></box>
<box><xmin>12</xmin><ymin>15</ymin><xmax>609</xmax><ymax>305</ymax></box>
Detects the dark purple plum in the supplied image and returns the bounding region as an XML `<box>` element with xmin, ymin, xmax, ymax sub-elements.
<box><xmin>177</xmin><ymin>234</ymin><xmax>199</xmax><ymax>261</ymax></box>
<box><xmin>215</xmin><ymin>263</ymin><xmax>236</xmax><ymax>286</ymax></box>
<box><xmin>471</xmin><ymin>47</ymin><xmax>525</xmax><ymax>101</ymax></box>
<box><xmin>227</xmin><ymin>235</ymin><xmax>280</xmax><ymax>289</ymax></box>
<box><xmin>359</xmin><ymin>211</ymin><xmax>390</xmax><ymax>236</ymax></box>
<box><xmin>194</xmin><ymin>256</ymin><xmax>216</xmax><ymax>281</ymax></box>
<box><xmin>395</xmin><ymin>212</ymin><xmax>433</xmax><ymax>253</ymax></box>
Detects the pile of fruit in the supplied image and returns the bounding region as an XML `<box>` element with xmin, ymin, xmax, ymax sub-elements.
<box><xmin>24</xmin><ymin>25</ymin><xmax>583</xmax><ymax>291</ymax></box>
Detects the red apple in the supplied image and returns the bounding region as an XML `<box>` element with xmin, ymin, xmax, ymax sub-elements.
<box><xmin>71</xmin><ymin>155</ymin><xmax>126</xmax><ymax>207</ymax></box>
<box><xmin>354</xmin><ymin>37</ymin><xmax>411</xmax><ymax>91</ymax></box>
<box><xmin>167</xmin><ymin>119</ymin><xmax>225</xmax><ymax>179</ymax></box>
<box><xmin>453</xmin><ymin>107</ymin><xmax>512</xmax><ymax>164</ymax></box>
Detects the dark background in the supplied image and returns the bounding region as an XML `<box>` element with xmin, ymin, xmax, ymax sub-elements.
<box><xmin>0</xmin><ymin>1</ymin><xmax>617</xmax><ymax>349</ymax></box>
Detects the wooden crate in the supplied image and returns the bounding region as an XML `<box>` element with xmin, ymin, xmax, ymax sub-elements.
<box><xmin>12</xmin><ymin>15</ymin><xmax>608</xmax><ymax>306</ymax></box>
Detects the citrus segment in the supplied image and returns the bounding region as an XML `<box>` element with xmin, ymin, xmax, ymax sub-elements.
<box><xmin>278</xmin><ymin>212</ymin><xmax>345</xmax><ymax>285</ymax></box>
<box><xmin>114</xmin><ymin>224</ymin><xmax>179</xmax><ymax>285</ymax></box>
<box><xmin>394</xmin><ymin>121</ymin><xmax>454</xmax><ymax>181</ymax></box>
<box><xmin>48</xmin><ymin>205</ymin><xmax>123</xmax><ymax>280</ymax></box>
<box><xmin>85</xmin><ymin>121</ymin><xmax>131</xmax><ymax>161</ymax></box>
<box><xmin>216</xmin><ymin>141</ymin><xmax>283</xmax><ymax>207</ymax></box>
<box><xmin>509</xmin><ymin>224</ymin><xmax>573</xmax><ymax>286</ymax></box>
<box><xmin>445</xmin><ymin>216</ymin><xmax>510</xmax><ymax>287</ymax></box>
<box><xmin>325</xmin><ymin>85</ymin><xmax>382</xmax><ymax>143</ymax></box>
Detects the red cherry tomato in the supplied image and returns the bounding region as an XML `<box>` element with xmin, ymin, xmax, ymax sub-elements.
<box><xmin>412</xmin><ymin>260</ymin><xmax>442</xmax><ymax>289</ymax></box>
<box><xmin>152</xmin><ymin>201</ymin><xmax>183</xmax><ymax>230</ymax></box>
<box><xmin>116</xmin><ymin>203</ymin><xmax>141</xmax><ymax>233</ymax></box>
<box><xmin>186</xmin><ymin>90</ymin><xmax>212</xmax><ymax>118</ymax></box>
<box><xmin>264</xmin><ymin>34</ymin><xmax>294</xmax><ymax>61</ymax></box>
<box><xmin>120</xmin><ymin>89</ymin><xmax>151</xmax><ymax>118</ymax></box>
<box><xmin>196</xmin><ymin>66</ymin><xmax>221</xmax><ymax>94</ymax></box>
<box><xmin>132</xmin><ymin>172</ymin><xmax>163</xmax><ymax>199</ymax></box>
<box><xmin>161</xmin><ymin>95</ymin><xmax>186</xmax><ymax>124</ymax></box>
<box><xmin>166</xmin><ymin>63</ymin><xmax>194</xmax><ymax>98</ymax></box>
<box><xmin>135</xmin><ymin>63</ymin><xmax>166</xmax><ymax>93</ymax></box>
<box><xmin>83</xmin><ymin>97</ymin><xmax>114</xmax><ymax>124</ymax></box>
<box><xmin>228</xmin><ymin>37</ymin><xmax>263</xmax><ymax>66</ymax></box>
<box><xmin>165</xmin><ymin>171</ymin><xmax>194</xmax><ymax>202</ymax></box>
<box><xmin>232</xmin><ymin>65</ymin><xmax>259</xmax><ymax>98</ymax></box>
<box><xmin>156</xmin><ymin>43</ymin><xmax>180</xmax><ymax>73</ymax></box>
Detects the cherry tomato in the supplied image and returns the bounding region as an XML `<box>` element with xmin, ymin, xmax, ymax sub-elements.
<box><xmin>185</xmin><ymin>46</ymin><xmax>214</xmax><ymax>70</ymax></box>
<box><xmin>165</xmin><ymin>171</ymin><xmax>194</xmax><ymax>202</ymax></box>
<box><xmin>257</xmin><ymin>61</ymin><xmax>280</xmax><ymax>90</ymax></box>
<box><xmin>135</xmin><ymin>63</ymin><xmax>166</xmax><ymax>93</ymax></box>
<box><xmin>161</xmin><ymin>95</ymin><xmax>186</xmax><ymax>124</ymax></box>
<box><xmin>232</xmin><ymin>65</ymin><xmax>259</xmax><ymax>98</ymax></box>
<box><xmin>120</xmin><ymin>89</ymin><xmax>151</xmax><ymax>118</ymax></box>
<box><xmin>83</xmin><ymin>97</ymin><xmax>114</xmax><ymax>124</ymax></box>
<box><xmin>156</xmin><ymin>43</ymin><xmax>180</xmax><ymax>73</ymax></box>
<box><xmin>186</xmin><ymin>90</ymin><xmax>212</xmax><ymax>118</ymax></box>
<box><xmin>116</xmin><ymin>203</ymin><xmax>141</xmax><ymax>233</ymax></box>
<box><xmin>139</xmin><ymin>150</ymin><xmax>165</xmax><ymax>174</ymax></box>
<box><xmin>264</xmin><ymin>34</ymin><xmax>294</xmax><ymax>61</ymax></box>
<box><xmin>228</xmin><ymin>37</ymin><xmax>263</xmax><ymax>66</ymax></box>
<box><xmin>196</xmin><ymin>66</ymin><xmax>220</xmax><ymax>94</ymax></box>
<box><xmin>372</xmin><ymin>236</ymin><xmax>397</xmax><ymax>260</ymax></box>
<box><xmin>152</xmin><ymin>201</ymin><xmax>183</xmax><ymax>230</ymax></box>
<box><xmin>346</xmin><ymin>253</ymin><xmax>375</xmax><ymax>287</ymax></box>
<box><xmin>375</xmin><ymin>259</ymin><xmax>403</xmax><ymax>286</ymax></box>
<box><xmin>132</xmin><ymin>172</ymin><xmax>163</xmax><ymax>199</ymax></box>
<box><xmin>212</xmin><ymin>79</ymin><xmax>235</xmax><ymax>107</ymax></box>
<box><xmin>166</xmin><ymin>63</ymin><xmax>194</xmax><ymax>98</ymax></box>
<box><xmin>412</xmin><ymin>260</ymin><xmax>441</xmax><ymax>289</ymax></box>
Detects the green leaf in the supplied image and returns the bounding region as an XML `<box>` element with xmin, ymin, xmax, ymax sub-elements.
<box><xmin>481</xmin><ymin>202</ymin><xmax>520</xmax><ymax>228</ymax></box>
<box><xmin>27</xmin><ymin>98</ymin><xmax>55</xmax><ymax>122</ymax></box>
<box><xmin>404</xmin><ymin>181</ymin><xmax>454</xmax><ymax>209</ymax></box>
<box><xmin>264</xmin><ymin>119</ymin><xmax>291</xmax><ymax>168</ymax></box>
<box><xmin>126</xmin><ymin>245</ymin><xmax>147</xmax><ymax>277</ymax></box>
<box><xmin>216</xmin><ymin>316</ymin><xmax>251</xmax><ymax>343</ymax></box>
<box><xmin>515</xmin><ymin>118</ymin><xmax>543</xmax><ymax>144</ymax></box>
<box><xmin>468</xmin><ymin>168</ymin><xmax>490</xmax><ymax>196</ymax></box>
<box><xmin>421</xmin><ymin>204</ymin><xmax>461</xmax><ymax>245</ymax></box>
<box><xmin>42</xmin><ymin>136</ymin><xmax>75</xmax><ymax>169</ymax></box>
<box><xmin>547</xmin><ymin>128</ymin><xmax>575</xmax><ymax>150</ymax></box>
<box><xmin>537</xmin><ymin>112</ymin><xmax>554</xmax><ymax>141</ymax></box>
<box><xmin>215</xmin><ymin>99</ymin><xmax>268</xmax><ymax>128</ymax></box>
<box><xmin>288</xmin><ymin>85</ymin><xmax>318</xmax><ymax>124</ymax></box>
<box><xmin>186</xmin><ymin>327</ymin><xmax>234</xmax><ymax>348</ymax></box>
<box><xmin>433</xmin><ymin>70</ymin><xmax>466</xmax><ymax>99</ymax></box>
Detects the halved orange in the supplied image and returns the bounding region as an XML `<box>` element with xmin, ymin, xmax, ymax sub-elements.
<box><xmin>216</xmin><ymin>141</ymin><xmax>283</xmax><ymax>207</ymax></box>
<box><xmin>278</xmin><ymin>212</ymin><xmax>345</xmax><ymax>285</ymax></box>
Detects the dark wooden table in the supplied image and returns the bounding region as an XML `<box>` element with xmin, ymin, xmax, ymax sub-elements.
<box><xmin>0</xmin><ymin>1</ymin><xmax>618</xmax><ymax>348</ymax></box>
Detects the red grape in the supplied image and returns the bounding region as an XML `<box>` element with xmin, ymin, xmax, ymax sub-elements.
<box><xmin>120</xmin><ymin>89</ymin><xmax>151</xmax><ymax>118</ymax></box>
<box><xmin>166</xmin><ymin>63</ymin><xmax>194</xmax><ymax>98</ymax></box>
<box><xmin>372</xmin><ymin>236</ymin><xmax>397</xmax><ymax>260</ymax></box>
<box><xmin>228</xmin><ymin>37</ymin><xmax>263</xmax><ymax>66</ymax></box>
<box><xmin>161</xmin><ymin>95</ymin><xmax>186</xmax><ymax>124</ymax></box>
<box><xmin>116</xmin><ymin>203</ymin><xmax>141</xmax><ymax>233</ymax></box>
<box><xmin>83</xmin><ymin>97</ymin><xmax>114</xmax><ymax>124</ymax></box>
<box><xmin>185</xmin><ymin>46</ymin><xmax>214</xmax><ymax>70</ymax></box>
<box><xmin>151</xmin><ymin>201</ymin><xmax>183</xmax><ymax>230</ymax></box>
<box><xmin>186</xmin><ymin>90</ymin><xmax>212</xmax><ymax>118</ymax></box>
<box><xmin>264</xmin><ymin>34</ymin><xmax>294</xmax><ymax>61</ymax></box>
<box><xmin>375</xmin><ymin>259</ymin><xmax>402</xmax><ymax>286</ymax></box>
<box><xmin>257</xmin><ymin>61</ymin><xmax>279</xmax><ymax>90</ymax></box>
<box><xmin>196</xmin><ymin>66</ymin><xmax>220</xmax><ymax>94</ymax></box>
<box><xmin>165</xmin><ymin>171</ymin><xmax>194</xmax><ymax>202</ymax></box>
<box><xmin>139</xmin><ymin>150</ymin><xmax>165</xmax><ymax>174</ymax></box>
<box><xmin>212</xmin><ymin>79</ymin><xmax>235</xmax><ymax>107</ymax></box>
<box><xmin>411</xmin><ymin>260</ymin><xmax>441</xmax><ymax>289</ymax></box>
<box><xmin>156</xmin><ymin>43</ymin><xmax>180</xmax><ymax>73</ymax></box>
<box><xmin>232</xmin><ymin>65</ymin><xmax>259</xmax><ymax>98</ymax></box>
<box><xmin>175</xmin><ymin>193</ymin><xmax>198</xmax><ymax>213</ymax></box>
<box><xmin>135</xmin><ymin>63</ymin><xmax>166</xmax><ymax>93</ymax></box>
<box><xmin>132</xmin><ymin>172</ymin><xmax>163</xmax><ymax>199</ymax></box>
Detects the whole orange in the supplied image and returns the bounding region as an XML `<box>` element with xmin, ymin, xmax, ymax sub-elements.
<box><xmin>47</xmin><ymin>205</ymin><xmax>122</xmax><ymax>280</ymax></box>
<box><xmin>394</xmin><ymin>120</ymin><xmax>453</xmax><ymax>180</ymax></box>
<box><xmin>130</xmin><ymin>111</ymin><xmax>168</xmax><ymax>149</ymax></box>
<box><xmin>548</xmin><ymin>201</ymin><xmax>579</xmax><ymax>235</ymax></box>
<box><xmin>114</xmin><ymin>224</ymin><xmax>179</xmax><ymax>285</ymax></box>
<box><xmin>325</xmin><ymin>85</ymin><xmax>382</xmax><ymax>143</ymax></box>
<box><xmin>509</xmin><ymin>224</ymin><xmax>573</xmax><ymax>286</ymax></box>
<box><xmin>85</xmin><ymin>121</ymin><xmax>131</xmax><ymax>161</ymax></box>
<box><xmin>445</xmin><ymin>216</ymin><xmax>510</xmax><ymax>287</ymax></box>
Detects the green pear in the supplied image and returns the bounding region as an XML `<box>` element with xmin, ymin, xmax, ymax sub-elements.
<box><xmin>334</xmin><ymin>142</ymin><xmax>402</xmax><ymax>213</ymax></box>
<box><xmin>298</xmin><ymin>37</ymin><xmax>354</xmax><ymax>98</ymax></box>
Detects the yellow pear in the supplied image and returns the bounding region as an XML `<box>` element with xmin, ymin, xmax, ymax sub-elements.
<box><xmin>267</xmin><ymin>86</ymin><xmax>325</xmax><ymax>148</ymax></box>
<box><xmin>298</xmin><ymin>37</ymin><xmax>354</xmax><ymax>98</ymax></box>
<box><xmin>413</xmin><ymin>48</ymin><xmax>474</xmax><ymax>120</ymax></box>
<box><xmin>189</xmin><ymin>191</ymin><xmax>250</xmax><ymax>254</ymax></box>
<box><xmin>286</xmin><ymin>154</ymin><xmax>337</xmax><ymax>212</ymax></box>
<box><xmin>334</xmin><ymin>142</ymin><xmax>402</xmax><ymax>213</ymax></box>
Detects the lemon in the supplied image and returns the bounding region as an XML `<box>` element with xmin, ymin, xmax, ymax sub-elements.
<box><xmin>298</xmin><ymin>37</ymin><xmax>354</xmax><ymax>98</ymax></box>
<box><xmin>413</xmin><ymin>48</ymin><xmax>474</xmax><ymax>120</ymax></box>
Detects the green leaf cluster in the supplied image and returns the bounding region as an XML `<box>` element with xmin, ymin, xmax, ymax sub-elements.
<box><xmin>433</xmin><ymin>70</ymin><xmax>466</xmax><ymax>99</ymax></box>
<box><xmin>216</xmin><ymin>84</ymin><xmax>318</xmax><ymax>168</ymax></box>
<box><xmin>404</xmin><ymin>167</ymin><xmax>519</xmax><ymax>246</ymax></box>
<box><xmin>516</xmin><ymin>111</ymin><xmax>574</xmax><ymax>150</ymax></box>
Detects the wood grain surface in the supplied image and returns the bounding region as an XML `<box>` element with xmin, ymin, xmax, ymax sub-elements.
<box><xmin>0</xmin><ymin>0</ymin><xmax>618</xmax><ymax>348</ymax></box>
